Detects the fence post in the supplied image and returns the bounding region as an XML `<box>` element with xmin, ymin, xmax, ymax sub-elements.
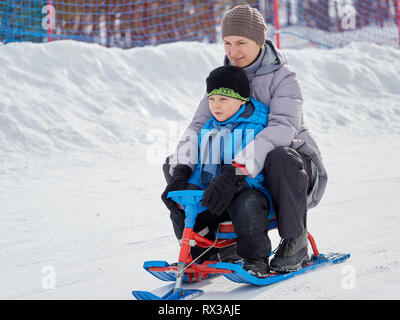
<box><xmin>48</xmin><ymin>0</ymin><xmax>53</xmax><ymax>42</ymax></box>
<box><xmin>396</xmin><ymin>0</ymin><xmax>400</xmax><ymax>46</ymax></box>
<box><xmin>273</xmin><ymin>0</ymin><xmax>280</xmax><ymax>48</ymax></box>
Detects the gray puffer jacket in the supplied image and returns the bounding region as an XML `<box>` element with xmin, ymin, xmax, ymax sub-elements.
<box><xmin>168</xmin><ymin>40</ymin><xmax>327</xmax><ymax>209</ymax></box>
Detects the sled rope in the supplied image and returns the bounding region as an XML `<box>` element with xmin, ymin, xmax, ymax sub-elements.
<box><xmin>181</xmin><ymin>223</ymin><xmax>228</xmax><ymax>272</ymax></box>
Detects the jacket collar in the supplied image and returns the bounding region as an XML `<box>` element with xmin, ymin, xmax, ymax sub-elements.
<box><xmin>223</xmin><ymin>40</ymin><xmax>287</xmax><ymax>77</ymax></box>
<box><xmin>211</xmin><ymin>97</ymin><xmax>267</xmax><ymax>128</ymax></box>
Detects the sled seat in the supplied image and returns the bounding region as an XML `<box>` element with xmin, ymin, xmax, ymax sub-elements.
<box><xmin>216</xmin><ymin>216</ymin><xmax>278</xmax><ymax>239</ymax></box>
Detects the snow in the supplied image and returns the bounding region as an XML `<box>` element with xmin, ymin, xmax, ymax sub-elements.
<box><xmin>1</xmin><ymin>38</ymin><xmax>400</xmax><ymax>300</ymax></box>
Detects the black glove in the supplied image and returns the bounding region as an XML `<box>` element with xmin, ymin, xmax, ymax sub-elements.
<box><xmin>201</xmin><ymin>165</ymin><xmax>246</xmax><ymax>216</ymax></box>
<box><xmin>161</xmin><ymin>164</ymin><xmax>192</xmax><ymax>212</ymax></box>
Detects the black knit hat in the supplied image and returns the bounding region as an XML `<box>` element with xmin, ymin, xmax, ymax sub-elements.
<box><xmin>206</xmin><ymin>66</ymin><xmax>250</xmax><ymax>102</ymax></box>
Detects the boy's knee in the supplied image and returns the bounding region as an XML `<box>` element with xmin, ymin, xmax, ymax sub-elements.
<box><xmin>227</xmin><ymin>189</ymin><xmax>269</xmax><ymax>235</ymax></box>
<box><xmin>233</xmin><ymin>189</ymin><xmax>269</xmax><ymax>211</ymax></box>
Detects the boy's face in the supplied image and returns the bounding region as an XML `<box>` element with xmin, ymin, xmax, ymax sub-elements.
<box><xmin>208</xmin><ymin>94</ymin><xmax>246</xmax><ymax>122</ymax></box>
<box><xmin>224</xmin><ymin>35</ymin><xmax>262</xmax><ymax>68</ymax></box>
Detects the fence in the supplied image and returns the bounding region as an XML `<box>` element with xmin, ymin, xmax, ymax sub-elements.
<box><xmin>279</xmin><ymin>0</ymin><xmax>400</xmax><ymax>47</ymax></box>
<box><xmin>1</xmin><ymin>1</ymin><xmax>399</xmax><ymax>49</ymax></box>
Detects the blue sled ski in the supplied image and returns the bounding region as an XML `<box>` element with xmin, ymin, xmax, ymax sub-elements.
<box><xmin>209</xmin><ymin>252</ymin><xmax>350</xmax><ymax>286</ymax></box>
<box><xmin>139</xmin><ymin>253</ymin><xmax>350</xmax><ymax>286</ymax></box>
<box><xmin>132</xmin><ymin>252</ymin><xmax>350</xmax><ymax>299</ymax></box>
<box><xmin>132</xmin><ymin>288</ymin><xmax>203</xmax><ymax>301</ymax></box>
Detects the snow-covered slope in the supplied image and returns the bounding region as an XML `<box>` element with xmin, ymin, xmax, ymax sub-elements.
<box><xmin>1</xmin><ymin>40</ymin><xmax>399</xmax><ymax>299</ymax></box>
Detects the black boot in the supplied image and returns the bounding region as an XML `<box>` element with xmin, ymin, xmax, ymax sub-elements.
<box><xmin>243</xmin><ymin>258</ymin><xmax>270</xmax><ymax>278</ymax></box>
<box><xmin>190</xmin><ymin>244</ymin><xmax>243</xmax><ymax>264</ymax></box>
<box><xmin>270</xmin><ymin>228</ymin><xmax>309</xmax><ymax>272</ymax></box>
<box><xmin>190</xmin><ymin>246</ymin><xmax>219</xmax><ymax>264</ymax></box>
<box><xmin>209</xmin><ymin>243</ymin><xmax>243</xmax><ymax>263</ymax></box>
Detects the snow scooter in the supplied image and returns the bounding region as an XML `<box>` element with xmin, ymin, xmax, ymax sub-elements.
<box><xmin>132</xmin><ymin>189</ymin><xmax>350</xmax><ymax>300</ymax></box>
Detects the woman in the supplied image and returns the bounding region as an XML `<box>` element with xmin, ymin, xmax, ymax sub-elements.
<box><xmin>162</xmin><ymin>5</ymin><xmax>327</xmax><ymax>273</ymax></box>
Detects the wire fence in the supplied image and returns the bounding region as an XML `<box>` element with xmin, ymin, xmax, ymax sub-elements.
<box><xmin>1</xmin><ymin>1</ymin><xmax>399</xmax><ymax>48</ymax></box>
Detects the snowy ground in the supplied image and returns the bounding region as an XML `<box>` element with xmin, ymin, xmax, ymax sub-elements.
<box><xmin>1</xmin><ymin>39</ymin><xmax>400</xmax><ymax>300</ymax></box>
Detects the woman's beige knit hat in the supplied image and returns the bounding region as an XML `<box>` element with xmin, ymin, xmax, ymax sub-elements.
<box><xmin>221</xmin><ymin>5</ymin><xmax>267</xmax><ymax>46</ymax></box>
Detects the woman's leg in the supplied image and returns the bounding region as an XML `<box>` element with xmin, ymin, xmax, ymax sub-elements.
<box><xmin>263</xmin><ymin>147</ymin><xmax>313</xmax><ymax>271</ymax></box>
<box><xmin>263</xmin><ymin>147</ymin><xmax>312</xmax><ymax>239</ymax></box>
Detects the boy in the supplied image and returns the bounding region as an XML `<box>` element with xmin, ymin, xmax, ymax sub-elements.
<box><xmin>162</xmin><ymin>66</ymin><xmax>274</xmax><ymax>277</ymax></box>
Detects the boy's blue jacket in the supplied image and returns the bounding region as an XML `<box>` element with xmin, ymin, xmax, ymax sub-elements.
<box><xmin>188</xmin><ymin>97</ymin><xmax>274</xmax><ymax>215</ymax></box>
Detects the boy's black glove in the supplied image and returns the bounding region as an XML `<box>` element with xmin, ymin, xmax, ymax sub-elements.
<box><xmin>201</xmin><ymin>165</ymin><xmax>246</xmax><ymax>216</ymax></box>
<box><xmin>161</xmin><ymin>164</ymin><xmax>192</xmax><ymax>213</ymax></box>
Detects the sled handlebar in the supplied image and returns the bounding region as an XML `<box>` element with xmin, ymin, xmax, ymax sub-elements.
<box><xmin>232</xmin><ymin>162</ymin><xmax>248</xmax><ymax>175</ymax></box>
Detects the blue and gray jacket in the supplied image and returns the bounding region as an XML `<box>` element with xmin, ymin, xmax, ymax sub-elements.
<box><xmin>169</xmin><ymin>40</ymin><xmax>325</xmax><ymax>209</ymax></box>
<box><xmin>187</xmin><ymin>97</ymin><xmax>274</xmax><ymax>215</ymax></box>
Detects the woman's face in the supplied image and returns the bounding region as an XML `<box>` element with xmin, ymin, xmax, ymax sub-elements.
<box><xmin>224</xmin><ymin>36</ymin><xmax>262</xmax><ymax>68</ymax></box>
<box><xmin>208</xmin><ymin>94</ymin><xmax>246</xmax><ymax>122</ymax></box>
